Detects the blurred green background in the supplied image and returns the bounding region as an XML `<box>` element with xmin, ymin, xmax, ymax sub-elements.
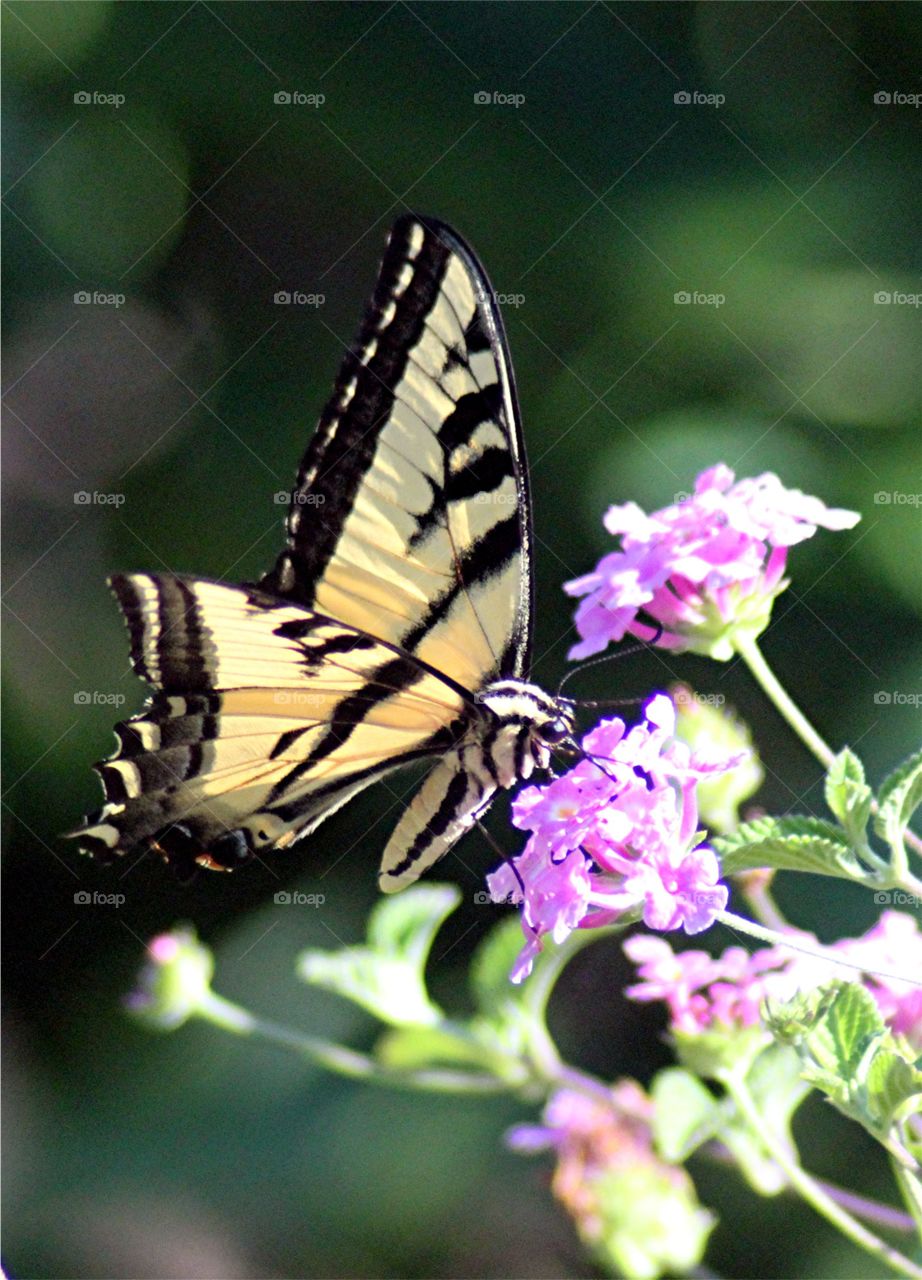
<box><xmin>3</xmin><ymin>4</ymin><xmax>921</xmax><ymax>1277</ymax></box>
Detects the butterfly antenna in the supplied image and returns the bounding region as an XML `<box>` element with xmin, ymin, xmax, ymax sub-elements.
<box><xmin>557</xmin><ymin>623</ymin><xmax>664</xmax><ymax>707</ymax></box>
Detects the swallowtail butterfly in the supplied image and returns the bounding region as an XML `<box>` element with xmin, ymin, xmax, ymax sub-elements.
<box><xmin>71</xmin><ymin>215</ymin><xmax>574</xmax><ymax>891</ymax></box>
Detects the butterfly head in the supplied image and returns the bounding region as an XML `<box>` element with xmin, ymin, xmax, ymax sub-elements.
<box><xmin>477</xmin><ymin>680</ymin><xmax>577</xmax><ymax>785</ymax></box>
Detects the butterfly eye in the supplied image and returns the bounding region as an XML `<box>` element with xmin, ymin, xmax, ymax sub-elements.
<box><xmin>539</xmin><ymin>718</ymin><xmax>571</xmax><ymax>745</ymax></box>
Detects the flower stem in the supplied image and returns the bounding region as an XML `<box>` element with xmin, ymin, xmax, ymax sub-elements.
<box><xmin>716</xmin><ymin>910</ymin><xmax>922</xmax><ymax>991</ymax></box>
<box><xmin>734</xmin><ymin>634</ymin><xmax>835</xmax><ymax>768</ymax></box>
<box><xmin>197</xmin><ymin>991</ymin><xmax>512</xmax><ymax>1094</ymax></box>
<box><xmin>723</xmin><ymin>1070</ymin><xmax>922</xmax><ymax>1280</ymax></box>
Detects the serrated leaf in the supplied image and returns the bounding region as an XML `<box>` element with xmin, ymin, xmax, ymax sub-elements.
<box><xmin>874</xmin><ymin>748</ymin><xmax>922</xmax><ymax>854</ymax></box>
<box><xmin>822</xmin><ymin>982</ymin><xmax>881</xmax><ymax>1076</ymax></box>
<box><xmin>824</xmin><ymin>748</ymin><xmax>872</xmax><ymax>848</ymax></box>
<box><xmin>714</xmin><ymin>815</ymin><xmax>864</xmax><ymax>880</ymax></box>
<box><xmin>865</xmin><ymin>1046</ymin><xmax>922</xmax><ymax>1129</ymax></box>
<box><xmin>651</xmin><ymin>1068</ymin><xmax>721</xmax><ymax>1162</ymax></box>
<box><xmin>367</xmin><ymin>883</ymin><xmax>461</xmax><ymax>969</ymax></box>
<box><xmin>297</xmin><ymin>948</ymin><xmax>441</xmax><ymax>1027</ymax></box>
<box><xmin>297</xmin><ymin>884</ymin><xmax>461</xmax><ymax>1027</ymax></box>
<box><xmin>769</xmin><ymin>982</ymin><xmax>922</xmax><ymax>1156</ymax></box>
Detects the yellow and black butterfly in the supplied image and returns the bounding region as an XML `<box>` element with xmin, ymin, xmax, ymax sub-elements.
<box><xmin>71</xmin><ymin>215</ymin><xmax>574</xmax><ymax>891</ymax></box>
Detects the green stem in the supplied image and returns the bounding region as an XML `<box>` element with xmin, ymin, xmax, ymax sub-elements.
<box><xmin>723</xmin><ymin>1069</ymin><xmax>922</xmax><ymax>1280</ymax></box>
<box><xmin>716</xmin><ymin>910</ymin><xmax>922</xmax><ymax>991</ymax></box>
<box><xmin>734</xmin><ymin>636</ymin><xmax>922</xmax><ymax>893</ymax></box>
<box><xmin>734</xmin><ymin>634</ymin><xmax>835</xmax><ymax>769</ymax></box>
<box><xmin>197</xmin><ymin>991</ymin><xmax>513</xmax><ymax>1095</ymax></box>
<box><xmin>199</xmin><ymin>958</ymin><xmax>617</xmax><ymax>1106</ymax></box>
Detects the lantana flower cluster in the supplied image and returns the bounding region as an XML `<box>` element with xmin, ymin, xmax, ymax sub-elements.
<box><xmin>508</xmin><ymin>1081</ymin><xmax>714</xmax><ymax>1277</ymax></box>
<box><xmin>625</xmin><ymin>910</ymin><xmax>922</xmax><ymax>1048</ymax></box>
<box><xmin>565</xmin><ymin>464</ymin><xmax>860</xmax><ymax>661</ymax></box>
<box><xmin>488</xmin><ymin>695</ymin><xmax>744</xmax><ymax>981</ymax></box>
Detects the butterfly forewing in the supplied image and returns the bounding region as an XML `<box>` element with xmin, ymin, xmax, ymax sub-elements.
<box><xmin>261</xmin><ymin>215</ymin><xmax>533</xmax><ymax>690</ymax></box>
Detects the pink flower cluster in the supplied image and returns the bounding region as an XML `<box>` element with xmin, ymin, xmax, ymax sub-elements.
<box><xmin>565</xmin><ymin>465</ymin><xmax>860</xmax><ymax>661</ymax></box>
<box><xmin>625</xmin><ymin>911</ymin><xmax>922</xmax><ymax>1046</ymax></box>
<box><xmin>488</xmin><ymin>695</ymin><xmax>742</xmax><ymax>982</ymax></box>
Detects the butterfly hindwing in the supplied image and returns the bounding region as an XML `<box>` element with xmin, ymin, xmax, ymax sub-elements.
<box><xmin>73</xmin><ymin>573</ymin><xmax>472</xmax><ymax>873</ymax></box>
<box><xmin>377</xmin><ymin>747</ymin><xmax>497</xmax><ymax>893</ymax></box>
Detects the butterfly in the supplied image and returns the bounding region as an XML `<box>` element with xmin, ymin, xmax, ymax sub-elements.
<box><xmin>71</xmin><ymin>215</ymin><xmax>574</xmax><ymax>892</ymax></box>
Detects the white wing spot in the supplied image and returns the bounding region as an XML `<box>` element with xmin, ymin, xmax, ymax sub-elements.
<box><xmin>407</xmin><ymin>224</ymin><xmax>425</xmax><ymax>259</ymax></box>
<box><xmin>277</xmin><ymin>555</ymin><xmax>295</xmax><ymax>591</ymax></box>
<box><xmin>393</xmin><ymin>262</ymin><xmax>415</xmax><ymax>298</ymax></box>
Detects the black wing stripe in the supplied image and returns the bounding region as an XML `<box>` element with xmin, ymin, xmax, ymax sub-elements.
<box><xmin>401</xmin><ymin>513</ymin><xmax>520</xmax><ymax>653</ymax></box>
<box><xmin>267</xmin><ymin>226</ymin><xmax>452</xmax><ymax>603</ymax></box>
<box><xmin>265</xmin><ymin>741</ymin><xmax>449</xmax><ymax>824</ymax></box>
<box><xmin>383</xmin><ymin>763</ymin><xmax>471</xmax><ymax>882</ymax></box>
<box><xmin>437</xmin><ymin>385</ymin><xmax>503</xmax><ymax>453</ymax></box>
<box><xmin>266</xmin><ymin>654</ymin><xmax>421</xmax><ymax>800</ymax></box>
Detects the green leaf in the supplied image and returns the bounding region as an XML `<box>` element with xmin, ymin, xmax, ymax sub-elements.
<box><xmin>714</xmin><ymin>815</ymin><xmax>864</xmax><ymax>880</ymax></box>
<box><xmin>464</xmin><ymin>917</ymin><xmax>537</xmax><ymax>1058</ymax></box>
<box><xmin>720</xmin><ymin>1044</ymin><xmax>811</xmax><ymax>1196</ymax></box>
<box><xmin>874</xmin><ymin>748</ymin><xmax>922</xmax><ymax>854</ymax></box>
<box><xmin>822</xmin><ymin>982</ymin><xmax>879</xmax><ymax>1075</ymax></box>
<box><xmin>673</xmin><ymin>1023</ymin><xmax>771</xmax><ymax>1082</ymax></box>
<box><xmin>375</xmin><ymin>1024</ymin><xmax>519</xmax><ymax>1079</ymax></box>
<box><xmin>470</xmin><ymin>915</ymin><xmax>527</xmax><ymax>1020</ymax></box>
<box><xmin>651</xmin><ymin>1068</ymin><xmax>721</xmax><ymax>1162</ymax></box>
<box><xmin>297</xmin><ymin>884</ymin><xmax>461</xmax><ymax>1027</ymax></box>
<box><xmin>367</xmin><ymin>883</ymin><xmax>462</xmax><ymax>970</ymax></box>
<box><xmin>766</xmin><ymin>982</ymin><xmax>922</xmax><ymax>1155</ymax></box>
<box><xmin>704</xmin><ymin>1042</ymin><xmax>811</xmax><ymax>1198</ymax></box>
<box><xmin>824</xmin><ymin>748</ymin><xmax>872</xmax><ymax>849</ymax></box>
